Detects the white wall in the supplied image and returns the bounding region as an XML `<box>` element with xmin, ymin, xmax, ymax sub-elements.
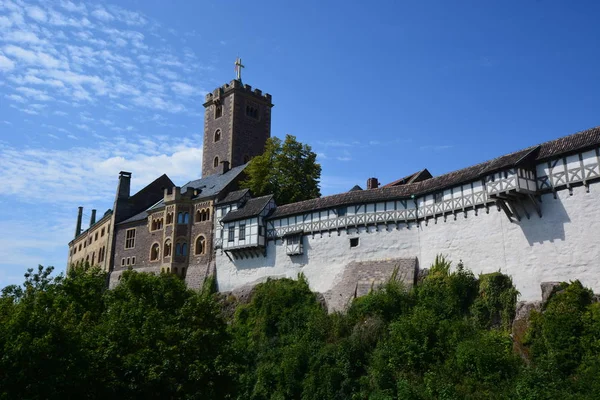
<box><xmin>216</xmin><ymin>183</ymin><xmax>600</xmax><ymax>301</ymax></box>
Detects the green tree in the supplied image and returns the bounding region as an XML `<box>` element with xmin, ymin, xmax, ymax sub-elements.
<box><xmin>241</xmin><ymin>134</ymin><xmax>321</xmax><ymax>205</ymax></box>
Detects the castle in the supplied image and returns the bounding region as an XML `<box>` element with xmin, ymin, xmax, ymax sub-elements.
<box><xmin>68</xmin><ymin>69</ymin><xmax>600</xmax><ymax>311</ymax></box>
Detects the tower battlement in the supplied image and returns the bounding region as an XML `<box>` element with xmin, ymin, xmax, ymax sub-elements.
<box><xmin>203</xmin><ymin>79</ymin><xmax>272</xmax><ymax>105</ymax></box>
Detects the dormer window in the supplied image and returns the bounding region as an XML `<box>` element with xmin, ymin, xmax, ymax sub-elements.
<box><xmin>214</xmin><ymin>129</ymin><xmax>221</xmax><ymax>142</ymax></box>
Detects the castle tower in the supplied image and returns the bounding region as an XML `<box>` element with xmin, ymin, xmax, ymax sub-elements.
<box><xmin>201</xmin><ymin>60</ymin><xmax>273</xmax><ymax>177</ymax></box>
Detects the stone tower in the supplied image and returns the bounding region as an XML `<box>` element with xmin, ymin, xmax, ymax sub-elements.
<box><xmin>201</xmin><ymin>79</ymin><xmax>273</xmax><ymax>177</ymax></box>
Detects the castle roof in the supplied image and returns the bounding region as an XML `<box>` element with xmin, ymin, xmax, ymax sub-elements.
<box><xmin>221</xmin><ymin>194</ymin><xmax>273</xmax><ymax>223</ymax></box>
<box><xmin>383</xmin><ymin>168</ymin><xmax>432</xmax><ymax>187</ymax></box>
<box><xmin>217</xmin><ymin>188</ymin><xmax>250</xmax><ymax>205</ymax></box>
<box><xmin>119</xmin><ymin>164</ymin><xmax>247</xmax><ymax>225</ymax></box>
<box><xmin>269</xmin><ymin>126</ymin><xmax>600</xmax><ymax>220</ymax></box>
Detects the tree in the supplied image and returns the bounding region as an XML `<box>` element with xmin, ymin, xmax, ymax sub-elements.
<box><xmin>241</xmin><ymin>134</ymin><xmax>321</xmax><ymax>205</ymax></box>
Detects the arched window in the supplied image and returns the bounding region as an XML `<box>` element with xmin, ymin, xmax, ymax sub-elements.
<box><xmin>213</xmin><ymin>156</ymin><xmax>219</xmax><ymax>168</ymax></box>
<box><xmin>175</xmin><ymin>241</ymin><xmax>188</xmax><ymax>256</ymax></box>
<box><xmin>195</xmin><ymin>210</ymin><xmax>202</xmax><ymax>223</ymax></box>
<box><xmin>183</xmin><ymin>212</ymin><xmax>189</xmax><ymax>224</ymax></box>
<box><xmin>195</xmin><ymin>235</ymin><xmax>206</xmax><ymax>255</ymax></box>
<box><xmin>215</xmin><ymin>105</ymin><xmax>222</xmax><ymax>119</ymax></box>
<box><xmin>164</xmin><ymin>239</ymin><xmax>172</xmax><ymax>257</ymax></box>
<box><xmin>177</xmin><ymin>212</ymin><xmax>183</xmax><ymax>224</ymax></box>
<box><xmin>206</xmin><ymin>208</ymin><xmax>210</xmax><ymax>221</ymax></box>
<box><xmin>214</xmin><ymin>129</ymin><xmax>221</xmax><ymax>142</ymax></box>
<box><xmin>166</xmin><ymin>212</ymin><xmax>173</xmax><ymax>224</ymax></box>
<box><xmin>150</xmin><ymin>243</ymin><xmax>160</xmax><ymax>261</ymax></box>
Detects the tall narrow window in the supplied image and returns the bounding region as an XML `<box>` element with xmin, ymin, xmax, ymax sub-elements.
<box><xmin>195</xmin><ymin>210</ymin><xmax>202</xmax><ymax>223</ymax></box>
<box><xmin>176</xmin><ymin>242</ymin><xmax>188</xmax><ymax>256</ymax></box>
<box><xmin>164</xmin><ymin>239</ymin><xmax>171</xmax><ymax>257</ymax></box>
<box><xmin>228</xmin><ymin>226</ymin><xmax>235</xmax><ymax>242</ymax></box>
<box><xmin>125</xmin><ymin>228</ymin><xmax>136</xmax><ymax>249</ymax></box>
<box><xmin>214</xmin><ymin>129</ymin><xmax>221</xmax><ymax>142</ymax></box>
<box><xmin>239</xmin><ymin>224</ymin><xmax>246</xmax><ymax>241</ymax></box>
<box><xmin>215</xmin><ymin>104</ymin><xmax>222</xmax><ymax>119</ymax></box>
<box><xmin>214</xmin><ymin>156</ymin><xmax>219</xmax><ymax>168</ymax></box>
<box><xmin>183</xmin><ymin>212</ymin><xmax>189</xmax><ymax>224</ymax></box>
<box><xmin>195</xmin><ymin>236</ymin><xmax>206</xmax><ymax>255</ymax></box>
<box><xmin>150</xmin><ymin>243</ymin><xmax>160</xmax><ymax>261</ymax></box>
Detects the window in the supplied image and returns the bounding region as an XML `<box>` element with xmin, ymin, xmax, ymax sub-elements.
<box><xmin>121</xmin><ymin>258</ymin><xmax>125</xmax><ymax>266</ymax></box>
<box><xmin>101</xmin><ymin>228</ymin><xmax>105</xmax><ymax>237</ymax></box>
<box><xmin>176</xmin><ymin>242</ymin><xmax>188</xmax><ymax>256</ymax></box>
<box><xmin>350</xmin><ymin>237</ymin><xmax>359</xmax><ymax>248</ymax></box>
<box><xmin>215</xmin><ymin>104</ymin><xmax>222</xmax><ymax>119</ymax></box>
<box><xmin>195</xmin><ymin>236</ymin><xmax>206</xmax><ymax>255</ymax></box>
<box><xmin>214</xmin><ymin>156</ymin><xmax>219</xmax><ymax>168</ymax></box>
<box><xmin>92</xmin><ymin>252</ymin><xmax>95</xmax><ymax>265</ymax></box>
<box><xmin>178</xmin><ymin>212</ymin><xmax>189</xmax><ymax>224</ymax></box>
<box><xmin>239</xmin><ymin>224</ymin><xmax>246</xmax><ymax>240</ymax></box>
<box><xmin>434</xmin><ymin>192</ymin><xmax>443</xmax><ymax>203</ymax></box>
<box><xmin>228</xmin><ymin>226</ymin><xmax>235</xmax><ymax>242</ymax></box>
<box><xmin>151</xmin><ymin>218</ymin><xmax>164</xmax><ymax>231</ymax></box>
<box><xmin>258</xmin><ymin>225</ymin><xmax>264</xmax><ymax>236</ymax></box>
<box><xmin>150</xmin><ymin>243</ymin><xmax>160</xmax><ymax>261</ymax></box>
<box><xmin>131</xmin><ymin>257</ymin><xmax>136</xmax><ymax>265</ymax></box>
<box><xmin>166</xmin><ymin>212</ymin><xmax>173</xmax><ymax>224</ymax></box>
<box><xmin>285</xmin><ymin>234</ymin><xmax>303</xmax><ymax>255</ymax></box>
<box><xmin>337</xmin><ymin>207</ymin><xmax>347</xmax><ymax>217</ymax></box>
<box><xmin>126</xmin><ymin>257</ymin><xmax>130</xmax><ymax>266</ymax></box>
<box><xmin>246</xmin><ymin>105</ymin><xmax>259</xmax><ymax>119</ymax></box>
<box><xmin>125</xmin><ymin>228</ymin><xmax>136</xmax><ymax>249</ymax></box>
<box><xmin>164</xmin><ymin>239</ymin><xmax>171</xmax><ymax>257</ymax></box>
<box><xmin>94</xmin><ymin>232</ymin><xmax>98</xmax><ymax>241</ymax></box>
<box><xmin>214</xmin><ymin>129</ymin><xmax>221</xmax><ymax>142</ymax></box>
<box><xmin>79</xmin><ymin>244</ymin><xmax>82</xmax><ymax>251</ymax></box>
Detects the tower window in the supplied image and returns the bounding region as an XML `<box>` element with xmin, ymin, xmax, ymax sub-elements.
<box><xmin>214</xmin><ymin>156</ymin><xmax>219</xmax><ymax>168</ymax></box>
<box><xmin>214</xmin><ymin>129</ymin><xmax>221</xmax><ymax>142</ymax></box>
<box><xmin>215</xmin><ymin>104</ymin><xmax>222</xmax><ymax>119</ymax></box>
<box><xmin>245</xmin><ymin>105</ymin><xmax>259</xmax><ymax>119</ymax></box>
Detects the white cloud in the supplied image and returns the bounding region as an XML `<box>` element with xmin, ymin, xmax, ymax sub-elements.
<box><xmin>26</xmin><ymin>5</ymin><xmax>47</xmax><ymax>22</ymax></box>
<box><xmin>5</xmin><ymin>94</ymin><xmax>25</xmax><ymax>102</ymax></box>
<box><xmin>59</xmin><ymin>1</ymin><xmax>87</xmax><ymax>14</ymax></box>
<box><xmin>171</xmin><ymin>81</ymin><xmax>196</xmax><ymax>96</ymax></box>
<box><xmin>3</xmin><ymin>45</ymin><xmax>66</xmax><ymax>69</ymax></box>
<box><xmin>91</xmin><ymin>7</ymin><xmax>114</xmax><ymax>22</ymax></box>
<box><xmin>0</xmin><ymin>54</ymin><xmax>15</xmax><ymax>71</ymax></box>
<box><xmin>3</xmin><ymin>30</ymin><xmax>45</xmax><ymax>44</ymax></box>
<box><xmin>16</xmin><ymin>86</ymin><xmax>53</xmax><ymax>101</ymax></box>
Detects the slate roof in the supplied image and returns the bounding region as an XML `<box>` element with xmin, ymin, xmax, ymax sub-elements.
<box><xmin>221</xmin><ymin>194</ymin><xmax>273</xmax><ymax>223</ymax></box>
<box><xmin>217</xmin><ymin>188</ymin><xmax>250</xmax><ymax>204</ymax></box>
<box><xmin>119</xmin><ymin>164</ymin><xmax>247</xmax><ymax>225</ymax></box>
<box><xmin>383</xmin><ymin>169</ymin><xmax>432</xmax><ymax>187</ymax></box>
<box><xmin>269</xmin><ymin>126</ymin><xmax>600</xmax><ymax>219</ymax></box>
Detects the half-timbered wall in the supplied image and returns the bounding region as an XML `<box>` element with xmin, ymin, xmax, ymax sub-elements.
<box><xmin>216</xmin><ymin>146</ymin><xmax>600</xmax><ymax>304</ymax></box>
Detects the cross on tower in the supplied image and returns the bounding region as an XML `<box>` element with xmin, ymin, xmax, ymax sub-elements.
<box><xmin>234</xmin><ymin>57</ymin><xmax>245</xmax><ymax>81</ymax></box>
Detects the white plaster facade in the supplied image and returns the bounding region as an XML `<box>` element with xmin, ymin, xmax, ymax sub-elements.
<box><xmin>215</xmin><ymin>143</ymin><xmax>600</xmax><ymax>303</ymax></box>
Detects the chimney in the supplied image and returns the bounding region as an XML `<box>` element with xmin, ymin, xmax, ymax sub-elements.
<box><xmin>367</xmin><ymin>177</ymin><xmax>379</xmax><ymax>190</ymax></box>
<box><xmin>89</xmin><ymin>209</ymin><xmax>97</xmax><ymax>227</ymax></box>
<box><xmin>116</xmin><ymin>171</ymin><xmax>132</xmax><ymax>200</ymax></box>
<box><xmin>75</xmin><ymin>206</ymin><xmax>83</xmax><ymax>238</ymax></box>
<box><xmin>219</xmin><ymin>160</ymin><xmax>230</xmax><ymax>174</ymax></box>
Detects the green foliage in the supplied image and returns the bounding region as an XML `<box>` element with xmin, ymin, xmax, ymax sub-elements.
<box><xmin>472</xmin><ymin>272</ymin><xmax>520</xmax><ymax>331</ymax></box>
<box><xmin>2</xmin><ymin>260</ymin><xmax>599</xmax><ymax>399</ymax></box>
<box><xmin>241</xmin><ymin>134</ymin><xmax>321</xmax><ymax>205</ymax></box>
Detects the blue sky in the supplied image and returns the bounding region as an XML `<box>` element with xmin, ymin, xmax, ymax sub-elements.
<box><xmin>1</xmin><ymin>0</ymin><xmax>599</xmax><ymax>288</ymax></box>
